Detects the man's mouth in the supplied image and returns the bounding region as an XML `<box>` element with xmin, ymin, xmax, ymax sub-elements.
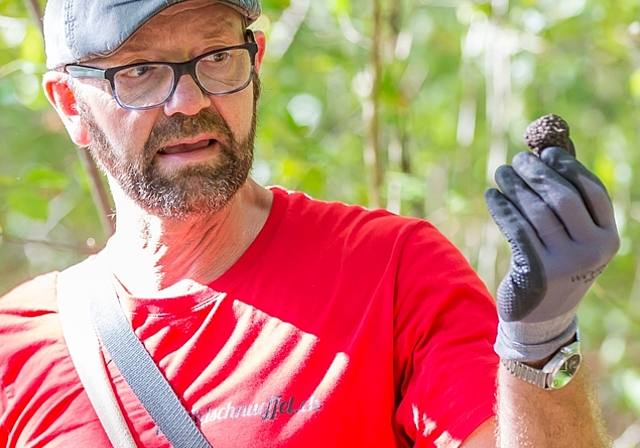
<box><xmin>157</xmin><ymin>139</ymin><xmax>216</xmax><ymax>155</ymax></box>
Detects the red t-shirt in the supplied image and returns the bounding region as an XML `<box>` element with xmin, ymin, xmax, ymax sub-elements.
<box><xmin>0</xmin><ymin>187</ymin><xmax>498</xmax><ymax>447</ymax></box>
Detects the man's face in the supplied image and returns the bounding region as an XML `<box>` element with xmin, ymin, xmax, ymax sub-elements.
<box><xmin>70</xmin><ymin>1</ymin><xmax>262</xmax><ymax>219</ymax></box>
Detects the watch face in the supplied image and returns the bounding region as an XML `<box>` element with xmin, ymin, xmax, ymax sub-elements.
<box><xmin>551</xmin><ymin>353</ymin><xmax>582</xmax><ymax>389</ymax></box>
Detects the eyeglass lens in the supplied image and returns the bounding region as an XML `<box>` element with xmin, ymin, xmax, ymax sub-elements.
<box><xmin>113</xmin><ymin>48</ymin><xmax>253</xmax><ymax>109</ymax></box>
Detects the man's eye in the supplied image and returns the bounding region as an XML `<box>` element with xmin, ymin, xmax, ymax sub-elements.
<box><xmin>212</xmin><ymin>52</ymin><xmax>230</xmax><ymax>63</ymax></box>
<box><xmin>121</xmin><ymin>65</ymin><xmax>155</xmax><ymax>78</ymax></box>
<box><xmin>134</xmin><ymin>66</ymin><xmax>151</xmax><ymax>76</ymax></box>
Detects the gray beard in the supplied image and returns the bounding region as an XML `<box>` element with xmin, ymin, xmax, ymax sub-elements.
<box><xmin>77</xmin><ymin>87</ymin><xmax>258</xmax><ymax>221</ymax></box>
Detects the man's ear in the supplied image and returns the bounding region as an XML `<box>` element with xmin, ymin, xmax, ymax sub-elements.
<box><xmin>253</xmin><ymin>30</ymin><xmax>267</xmax><ymax>74</ymax></box>
<box><xmin>42</xmin><ymin>71</ymin><xmax>91</xmax><ymax>147</ymax></box>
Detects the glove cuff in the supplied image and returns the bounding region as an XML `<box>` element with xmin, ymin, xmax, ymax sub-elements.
<box><xmin>495</xmin><ymin>315</ymin><xmax>578</xmax><ymax>362</ymax></box>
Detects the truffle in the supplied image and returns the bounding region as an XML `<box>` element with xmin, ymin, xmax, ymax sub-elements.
<box><xmin>523</xmin><ymin>114</ymin><xmax>576</xmax><ymax>157</ymax></box>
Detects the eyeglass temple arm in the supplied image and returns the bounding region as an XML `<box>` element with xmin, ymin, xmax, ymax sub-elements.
<box><xmin>66</xmin><ymin>66</ymin><xmax>107</xmax><ymax>79</ymax></box>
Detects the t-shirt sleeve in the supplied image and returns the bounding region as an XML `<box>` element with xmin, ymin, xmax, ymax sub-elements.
<box><xmin>0</xmin><ymin>272</ymin><xmax>112</xmax><ymax>447</ymax></box>
<box><xmin>393</xmin><ymin>222</ymin><xmax>498</xmax><ymax>447</ymax></box>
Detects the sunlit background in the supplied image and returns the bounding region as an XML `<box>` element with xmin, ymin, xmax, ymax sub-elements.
<box><xmin>2</xmin><ymin>0</ymin><xmax>640</xmax><ymax>444</ymax></box>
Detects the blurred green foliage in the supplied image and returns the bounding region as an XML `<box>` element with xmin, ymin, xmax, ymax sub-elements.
<box><xmin>2</xmin><ymin>0</ymin><xmax>640</xmax><ymax>443</ymax></box>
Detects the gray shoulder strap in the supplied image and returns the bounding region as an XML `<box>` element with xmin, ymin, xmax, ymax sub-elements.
<box><xmin>57</xmin><ymin>258</ymin><xmax>138</xmax><ymax>447</ymax></box>
<box><xmin>87</xmin><ymin>253</ymin><xmax>213</xmax><ymax>448</ymax></box>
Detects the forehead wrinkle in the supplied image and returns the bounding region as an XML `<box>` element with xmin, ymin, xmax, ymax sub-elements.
<box><xmin>106</xmin><ymin>4</ymin><xmax>244</xmax><ymax>62</ymax></box>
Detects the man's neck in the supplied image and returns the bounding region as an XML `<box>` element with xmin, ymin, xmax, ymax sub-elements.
<box><xmin>105</xmin><ymin>178</ymin><xmax>273</xmax><ymax>298</ymax></box>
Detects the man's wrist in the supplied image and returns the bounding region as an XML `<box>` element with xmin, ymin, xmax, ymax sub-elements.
<box><xmin>522</xmin><ymin>355</ymin><xmax>554</xmax><ymax>369</ymax></box>
<box><xmin>501</xmin><ymin>332</ymin><xmax>582</xmax><ymax>390</ymax></box>
<box><xmin>520</xmin><ymin>332</ymin><xmax>579</xmax><ymax>368</ymax></box>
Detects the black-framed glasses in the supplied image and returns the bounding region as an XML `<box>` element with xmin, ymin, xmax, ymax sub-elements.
<box><xmin>65</xmin><ymin>30</ymin><xmax>259</xmax><ymax>111</ymax></box>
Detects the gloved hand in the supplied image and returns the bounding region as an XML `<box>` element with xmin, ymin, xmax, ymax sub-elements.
<box><xmin>485</xmin><ymin>147</ymin><xmax>620</xmax><ymax>362</ymax></box>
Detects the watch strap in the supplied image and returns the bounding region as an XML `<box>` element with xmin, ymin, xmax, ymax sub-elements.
<box><xmin>502</xmin><ymin>359</ymin><xmax>549</xmax><ymax>389</ymax></box>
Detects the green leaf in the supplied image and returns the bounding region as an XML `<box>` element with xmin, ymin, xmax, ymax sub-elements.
<box><xmin>630</xmin><ymin>68</ymin><xmax>640</xmax><ymax>101</ymax></box>
<box><xmin>328</xmin><ymin>0</ymin><xmax>352</xmax><ymax>16</ymax></box>
<box><xmin>7</xmin><ymin>189</ymin><xmax>49</xmax><ymax>221</ymax></box>
<box><xmin>24</xmin><ymin>166</ymin><xmax>69</xmax><ymax>190</ymax></box>
<box><xmin>0</xmin><ymin>175</ymin><xmax>16</xmax><ymax>186</ymax></box>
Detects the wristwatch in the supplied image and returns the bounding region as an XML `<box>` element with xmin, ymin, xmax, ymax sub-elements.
<box><xmin>501</xmin><ymin>332</ymin><xmax>581</xmax><ymax>390</ymax></box>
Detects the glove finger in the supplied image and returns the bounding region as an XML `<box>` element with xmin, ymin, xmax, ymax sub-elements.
<box><xmin>494</xmin><ymin>165</ymin><xmax>568</xmax><ymax>250</ymax></box>
<box><xmin>485</xmin><ymin>187</ymin><xmax>544</xmax><ymax>255</ymax></box>
<box><xmin>511</xmin><ymin>151</ymin><xmax>598</xmax><ymax>243</ymax></box>
<box><xmin>540</xmin><ymin>147</ymin><xmax>617</xmax><ymax>230</ymax></box>
<box><xmin>485</xmin><ymin>188</ymin><xmax>547</xmax><ymax>321</ymax></box>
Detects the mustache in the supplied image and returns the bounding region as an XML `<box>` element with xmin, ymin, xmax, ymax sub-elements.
<box><xmin>143</xmin><ymin>109</ymin><xmax>234</xmax><ymax>157</ymax></box>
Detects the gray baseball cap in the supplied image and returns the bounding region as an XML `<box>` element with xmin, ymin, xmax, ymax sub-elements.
<box><xmin>43</xmin><ymin>0</ymin><xmax>261</xmax><ymax>69</ymax></box>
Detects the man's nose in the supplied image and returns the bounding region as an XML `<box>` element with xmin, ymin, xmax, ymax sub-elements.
<box><xmin>163</xmin><ymin>73</ymin><xmax>211</xmax><ymax>116</ymax></box>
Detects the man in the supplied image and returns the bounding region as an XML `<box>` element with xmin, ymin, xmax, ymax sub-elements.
<box><xmin>0</xmin><ymin>0</ymin><xmax>619</xmax><ymax>446</ymax></box>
